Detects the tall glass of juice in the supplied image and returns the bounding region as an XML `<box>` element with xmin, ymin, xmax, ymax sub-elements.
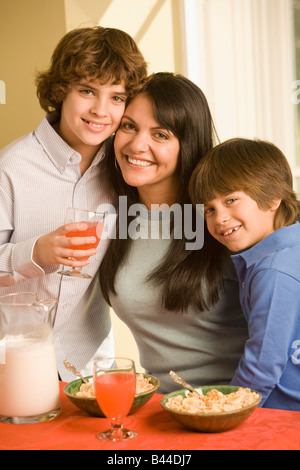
<box><xmin>58</xmin><ymin>207</ymin><xmax>106</xmax><ymax>279</ymax></box>
<box><xmin>93</xmin><ymin>357</ymin><xmax>137</xmax><ymax>441</ymax></box>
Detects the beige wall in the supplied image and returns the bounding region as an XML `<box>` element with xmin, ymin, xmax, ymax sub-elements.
<box><xmin>0</xmin><ymin>0</ymin><xmax>66</xmax><ymax>147</ymax></box>
<box><xmin>0</xmin><ymin>0</ymin><xmax>183</xmax><ymax>149</ymax></box>
<box><xmin>0</xmin><ymin>0</ymin><xmax>184</xmax><ymax>372</ymax></box>
<box><xmin>64</xmin><ymin>0</ymin><xmax>183</xmax><ymax>73</ymax></box>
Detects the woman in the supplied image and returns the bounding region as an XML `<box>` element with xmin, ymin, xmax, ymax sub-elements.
<box><xmin>100</xmin><ymin>73</ymin><xmax>248</xmax><ymax>393</ymax></box>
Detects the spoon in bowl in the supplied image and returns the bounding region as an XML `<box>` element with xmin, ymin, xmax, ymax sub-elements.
<box><xmin>63</xmin><ymin>359</ymin><xmax>88</xmax><ymax>383</ymax></box>
<box><xmin>169</xmin><ymin>370</ymin><xmax>203</xmax><ymax>397</ymax></box>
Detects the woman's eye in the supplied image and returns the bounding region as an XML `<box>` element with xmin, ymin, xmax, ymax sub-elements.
<box><xmin>156</xmin><ymin>132</ymin><xmax>168</xmax><ymax>140</ymax></box>
<box><xmin>153</xmin><ymin>130</ymin><xmax>170</xmax><ymax>141</ymax></box>
<box><xmin>120</xmin><ymin>122</ymin><xmax>135</xmax><ymax>131</ymax></box>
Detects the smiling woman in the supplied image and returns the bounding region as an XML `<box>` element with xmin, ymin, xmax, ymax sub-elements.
<box><xmin>99</xmin><ymin>72</ymin><xmax>248</xmax><ymax>394</ymax></box>
<box><xmin>114</xmin><ymin>93</ymin><xmax>180</xmax><ymax>208</ymax></box>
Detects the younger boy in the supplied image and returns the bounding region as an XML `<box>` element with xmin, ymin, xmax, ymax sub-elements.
<box><xmin>189</xmin><ymin>138</ymin><xmax>300</xmax><ymax>410</ymax></box>
<box><xmin>0</xmin><ymin>27</ymin><xmax>147</xmax><ymax>380</ymax></box>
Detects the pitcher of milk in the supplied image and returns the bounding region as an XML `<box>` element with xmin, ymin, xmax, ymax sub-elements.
<box><xmin>0</xmin><ymin>292</ymin><xmax>61</xmax><ymax>424</ymax></box>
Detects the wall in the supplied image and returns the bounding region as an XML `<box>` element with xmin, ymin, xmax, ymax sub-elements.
<box><xmin>0</xmin><ymin>0</ymin><xmax>66</xmax><ymax>147</ymax></box>
<box><xmin>0</xmin><ymin>0</ymin><xmax>183</xmax><ymax>149</ymax></box>
<box><xmin>64</xmin><ymin>0</ymin><xmax>183</xmax><ymax>73</ymax></box>
<box><xmin>181</xmin><ymin>0</ymin><xmax>297</xmax><ymax>177</ymax></box>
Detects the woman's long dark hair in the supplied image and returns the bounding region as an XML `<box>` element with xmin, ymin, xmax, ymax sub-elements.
<box><xmin>100</xmin><ymin>72</ymin><xmax>225</xmax><ymax>312</ymax></box>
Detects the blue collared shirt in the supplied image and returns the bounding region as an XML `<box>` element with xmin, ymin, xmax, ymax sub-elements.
<box><xmin>230</xmin><ymin>222</ymin><xmax>300</xmax><ymax>410</ymax></box>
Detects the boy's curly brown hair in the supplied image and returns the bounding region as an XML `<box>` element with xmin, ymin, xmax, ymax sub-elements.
<box><xmin>35</xmin><ymin>26</ymin><xmax>148</xmax><ymax>114</ymax></box>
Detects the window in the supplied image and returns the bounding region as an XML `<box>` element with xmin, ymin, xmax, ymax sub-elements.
<box><xmin>181</xmin><ymin>0</ymin><xmax>298</xmax><ymax>195</ymax></box>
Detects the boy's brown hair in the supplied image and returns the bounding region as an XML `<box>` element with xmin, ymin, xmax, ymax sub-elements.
<box><xmin>36</xmin><ymin>26</ymin><xmax>148</xmax><ymax>114</ymax></box>
<box><xmin>189</xmin><ymin>138</ymin><xmax>300</xmax><ymax>230</ymax></box>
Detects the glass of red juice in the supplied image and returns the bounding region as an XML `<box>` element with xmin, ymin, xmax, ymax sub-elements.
<box><xmin>93</xmin><ymin>357</ymin><xmax>137</xmax><ymax>441</ymax></box>
<box><xmin>58</xmin><ymin>207</ymin><xmax>105</xmax><ymax>279</ymax></box>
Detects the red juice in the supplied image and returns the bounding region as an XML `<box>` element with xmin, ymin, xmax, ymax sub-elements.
<box><xmin>66</xmin><ymin>222</ymin><xmax>103</xmax><ymax>260</ymax></box>
<box><xmin>94</xmin><ymin>372</ymin><xmax>136</xmax><ymax>419</ymax></box>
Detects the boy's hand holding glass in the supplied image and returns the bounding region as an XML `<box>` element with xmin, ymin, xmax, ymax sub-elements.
<box><xmin>58</xmin><ymin>208</ymin><xmax>105</xmax><ymax>279</ymax></box>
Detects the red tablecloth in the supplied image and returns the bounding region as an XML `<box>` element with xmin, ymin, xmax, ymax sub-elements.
<box><xmin>1</xmin><ymin>382</ymin><xmax>300</xmax><ymax>450</ymax></box>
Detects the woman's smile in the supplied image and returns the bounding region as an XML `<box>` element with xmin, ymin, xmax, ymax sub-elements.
<box><xmin>126</xmin><ymin>156</ymin><xmax>154</xmax><ymax>167</ymax></box>
<box><xmin>114</xmin><ymin>93</ymin><xmax>180</xmax><ymax>206</ymax></box>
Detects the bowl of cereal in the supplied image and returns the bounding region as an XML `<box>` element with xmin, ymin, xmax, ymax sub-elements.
<box><xmin>64</xmin><ymin>373</ymin><xmax>160</xmax><ymax>417</ymax></box>
<box><xmin>161</xmin><ymin>385</ymin><xmax>261</xmax><ymax>433</ymax></box>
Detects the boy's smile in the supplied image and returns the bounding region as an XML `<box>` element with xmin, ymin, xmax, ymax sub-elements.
<box><xmin>58</xmin><ymin>80</ymin><xmax>127</xmax><ymax>168</ymax></box>
<box><xmin>204</xmin><ymin>191</ymin><xmax>280</xmax><ymax>252</ymax></box>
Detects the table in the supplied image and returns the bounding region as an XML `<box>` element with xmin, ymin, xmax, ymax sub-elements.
<box><xmin>1</xmin><ymin>382</ymin><xmax>300</xmax><ymax>451</ymax></box>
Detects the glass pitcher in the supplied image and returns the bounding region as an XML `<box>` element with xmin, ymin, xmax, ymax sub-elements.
<box><xmin>0</xmin><ymin>292</ymin><xmax>61</xmax><ymax>424</ymax></box>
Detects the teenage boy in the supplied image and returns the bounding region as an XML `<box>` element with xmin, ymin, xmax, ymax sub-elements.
<box><xmin>0</xmin><ymin>27</ymin><xmax>147</xmax><ymax>380</ymax></box>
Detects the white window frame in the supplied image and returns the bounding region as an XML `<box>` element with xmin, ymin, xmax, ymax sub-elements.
<box><xmin>180</xmin><ymin>0</ymin><xmax>299</xmax><ymax>191</ymax></box>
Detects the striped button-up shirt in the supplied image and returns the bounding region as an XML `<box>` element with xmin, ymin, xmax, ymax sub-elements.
<box><xmin>0</xmin><ymin>114</ymin><xmax>114</xmax><ymax>381</ymax></box>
